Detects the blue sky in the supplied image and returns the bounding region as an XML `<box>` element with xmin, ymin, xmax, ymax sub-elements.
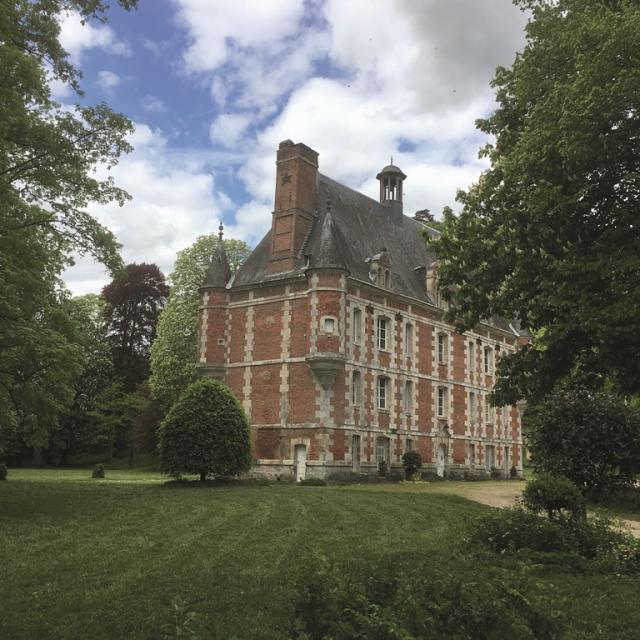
<box><xmin>59</xmin><ymin>0</ymin><xmax>527</xmax><ymax>294</ymax></box>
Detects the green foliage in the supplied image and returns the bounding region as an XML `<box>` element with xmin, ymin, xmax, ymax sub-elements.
<box><xmin>428</xmin><ymin>0</ymin><xmax>640</xmax><ymax>403</ymax></box>
<box><xmin>0</xmin><ymin>463</ymin><xmax>7</xmax><ymax>480</ymax></box>
<box><xmin>158</xmin><ymin>597</ymin><xmax>210</xmax><ymax>640</ymax></box>
<box><xmin>92</xmin><ymin>464</ymin><xmax>105</xmax><ymax>479</ymax></box>
<box><xmin>149</xmin><ymin>235</ymin><xmax>250</xmax><ymax>410</ymax></box>
<box><xmin>158</xmin><ymin>378</ymin><xmax>251</xmax><ymax>480</ymax></box>
<box><xmin>0</xmin><ymin>1</ymin><xmax>137</xmax><ymax>450</ymax></box>
<box><xmin>299</xmin><ymin>477</ymin><xmax>327</xmax><ymax>486</ymax></box>
<box><xmin>524</xmin><ymin>385</ymin><xmax>640</xmax><ymax>491</ymax></box>
<box><xmin>292</xmin><ymin>555</ymin><xmax>564</xmax><ymax>639</ymax></box>
<box><xmin>471</xmin><ymin>507</ymin><xmax>640</xmax><ymax>572</ymax></box>
<box><xmin>102</xmin><ymin>263</ymin><xmax>169</xmax><ymax>392</ymax></box>
<box><xmin>522</xmin><ymin>473</ymin><xmax>586</xmax><ymax>521</ymax></box>
<box><xmin>401</xmin><ymin>451</ymin><xmax>422</xmax><ymax>479</ymax></box>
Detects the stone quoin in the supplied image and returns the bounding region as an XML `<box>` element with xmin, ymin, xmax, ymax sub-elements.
<box><xmin>198</xmin><ymin>140</ymin><xmax>526</xmax><ymax>480</ymax></box>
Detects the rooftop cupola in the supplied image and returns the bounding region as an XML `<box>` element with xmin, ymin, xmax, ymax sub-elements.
<box><xmin>376</xmin><ymin>158</ymin><xmax>406</xmax><ymax>221</ymax></box>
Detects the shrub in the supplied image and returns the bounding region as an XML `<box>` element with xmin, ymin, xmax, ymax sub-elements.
<box><xmin>0</xmin><ymin>463</ymin><xmax>7</xmax><ymax>480</ymax></box>
<box><xmin>91</xmin><ymin>464</ymin><xmax>105</xmax><ymax>479</ymax></box>
<box><xmin>291</xmin><ymin>555</ymin><xmax>564</xmax><ymax>639</ymax></box>
<box><xmin>522</xmin><ymin>473</ymin><xmax>586</xmax><ymax>521</ymax></box>
<box><xmin>490</xmin><ymin>467</ymin><xmax>502</xmax><ymax>479</ymax></box>
<box><xmin>510</xmin><ymin>465</ymin><xmax>518</xmax><ymax>479</ymax></box>
<box><xmin>471</xmin><ymin>507</ymin><xmax>640</xmax><ymax>571</ymax></box>
<box><xmin>524</xmin><ymin>384</ymin><xmax>640</xmax><ymax>492</ymax></box>
<box><xmin>401</xmin><ymin>450</ymin><xmax>422</xmax><ymax>479</ymax></box>
<box><xmin>299</xmin><ymin>477</ymin><xmax>327</xmax><ymax>486</ymax></box>
<box><xmin>158</xmin><ymin>378</ymin><xmax>252</xmax><ymax>481</ymax></box>
<box><xmin>377</xmin><ymin>460</ymin><xmax>387</xmax><ymax>477</ymax></box>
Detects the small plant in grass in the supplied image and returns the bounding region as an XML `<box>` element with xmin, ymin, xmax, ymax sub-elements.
<box><xmin>299</xmin><ymin>477</ymin><xmax>327</xmax><ymax>486</ymax></box>
<box><xmin>158</xmin><ymin>597</ymin><xmax>210</xmax><ymax>640</ymax></box>
<box><xmin>401</xmin><ymin>450</ymin><xmax>422</xmax><ymax>480</ymax></box>
<box><xmin>522</xmin><ymin>473</ymin><xmax>586</xmax><ymax>521</ymax></box>
<box><xmin>91</xmin><ymin>464</ymin><xmax>105</xmax><ymax>479</ymax></box>
<box><xmin>0</xmin><ymin>463</ymin><xmax>7</xmax><ymax>480</ymax></box>
<box><xmin>158</xmin><ymin>378</ymin><xmax>251</xmax><ymax>482</ymax></box>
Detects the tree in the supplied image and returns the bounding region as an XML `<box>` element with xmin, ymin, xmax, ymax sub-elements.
<box><xmin>149</xmin><ymin>235</ymin><xmax>250</xmax><ymax>410</ymax></box>
<box><xmin>429</xmin><ymin>0</ymin><xmax>640</xmax><ymax>404</ymax></box>
<box><xmin>402</xmin><ymin>450</ymin><xmax>422</xmax><ymax>479</ymax></box>
<box><xmin>0</xmin><ymin>1</ymin><xmax>137</xmax><ymax>448</ymax></box>
<box><xmin>102</xmin><ymin>263</ymin><xmax>169</xmax><ymax>392</ymax></box>
<box><xmin>524</xmin><ymin>384</ymin><xmax>640</xmax><ymax>492</ymax></box>
<box><xmin>158</xmin><ymin>378</ymin><xmax>252</xmax><ymax>481</ymax></box>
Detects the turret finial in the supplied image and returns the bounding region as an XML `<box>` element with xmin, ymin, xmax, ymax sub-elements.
<box><xmin>218</xmin><ymin>222</ymin><xmax>224</xmax><ymax>241</ymax></box>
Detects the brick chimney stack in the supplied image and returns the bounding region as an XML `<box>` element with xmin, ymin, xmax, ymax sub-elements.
<box><xmin>267</xmin><ymin>140</ymin><xmax>318</xmax><ymax>273</ymax></box>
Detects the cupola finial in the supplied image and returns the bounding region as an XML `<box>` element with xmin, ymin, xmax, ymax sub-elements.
<box><xmin>218</xmin><ymin>222</ymin><xmax>224</xmax><ymax>241</ymax></box>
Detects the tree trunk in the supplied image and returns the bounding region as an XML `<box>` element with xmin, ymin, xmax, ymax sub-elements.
<box><xmin>200</xmin><ymin>471</ymin><xmax>207</xmax><ymax>482</ymax></box>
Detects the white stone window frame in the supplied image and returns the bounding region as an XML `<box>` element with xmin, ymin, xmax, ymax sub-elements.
<box><xmin>468</xmin><ymin>340</ymin><xmax>476</xmax><ymax>374</ymax></box>
<box><xmin>485</xmin><ymin>398</ymin><xmax>495</xmax><ymax>425</ymax></box>
<box><xmin>437</xmin><ymin>385</ymin><xmax>449</xmax><ymax>419</ymax></box>
<box><xmin>484</xmin><ymin>345</ymin><xmax>494</xmax><ymax>375</ymax></box>
<box><xmin>404</xmin><ymin>322</ymin><xmax>414</xmax><ymax>356</ymax></box>
<box><xmin>352</xmin><ymin>306</ymin><xmax>363</xmax><ymax>345</ymax></box>
<box><xmin>468</xmin><ymin>442</ymin><xmax>476</xmax><ymax>467</ymax></box>
<box><xmin>351</xmin><ymin>369</ymin><xmax>362</xmax><ymax>408</ymax></box>
<box><xmin>376</xmin><ymin>315</ymin><xmax>391</xmax><ymax>352</ymax></box>
<box><xmin>469</xmin><ymin>390</ymin><xmax>477</xmax><ymax>423</ymax></box>
<box><xmin>320</xmin><ymin>315</ymin><xmax>338</xmax><ymax>335</ymax></box>
<box><xmin>403</xmin><ymin>379</ymin><xmax>413</xmax><ymax>414</ymax></box>
<box><xmin>377</xmin><ymin>375</ymin><xmax>390</xmax><ymax>411</ymax></box>
<box><xmin>437</xmin><ymin>332</ymin><xmax>449</xmax><ymax>364</ymax></box>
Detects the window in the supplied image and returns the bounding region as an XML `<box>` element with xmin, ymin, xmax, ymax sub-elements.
<box><xmin>485</xmin><ymin>400</ymin><xmax>494</xmax><ymax>424</ymax></box>
<box><xmin>502</xmin><ymin>405</ymin><xmax>509</xmax><ymax>426</ymax></box>
<box><xmin>323</xmin><ymin>317</ymin><xmax>335</xmax><ymax>333</ymax></box>
<box><xmin>404</xmin><ymin>323</ymin><xmax>414</xmax><ymax>355</ymax></box>
<box><xmin>469</xmin><ymin>391</ymin><xmax>476</xmax><ymax>422</ymax></box>
<box><xmin>377</xmin><ymin>376</ymin><xmax>389</xmax><ymax>410</ymax></box>
<box><xmin>384</xmin><ymin>269</ymin><xmax>390</xmax><ymax>288</ymax></box>
<box><xmin>485</xmin><ymin>445</ymin><xmax>495</xmax><ymax>469</ymax></box>
<box><xmin>468</xmin><ymin>341</ymin><xmax>475</xmax><ymax>373</ymax></box>
<box><xmin>351</xmin><ymin>371</ymin><xmax>362</xmax><ymax>407</ymax></box>
<box><xmin>504</xmin><ymin>446</ymin><xmax>510</xmax><ymax>470</ymax></box>
<box><xmin>437</xmin><ymin>333</ymin><xmax>448</xmax><ymax>363</ymax></box>
<box><xmin>468</xmin><ymin>442</ymin><xmax>476</xmax><ymax>467</ymax></box>
<box><xmin>377</xmin><ymin>316</ymin><xmax>388</xmax><ymax>350</ymax></box>
<box><xmin>437</xmin><ymin>386</ymin><xmax>448</xmax><ymax>418</ymax></box>
<box><xmin>352</xmin><ymin>307</ymin><xmax>362</xmax><ymax>344</ymax></box>
<box><xmin>405</xmin><ymin>439</ymin><xmax>413</xmax><ymax>453</ymax></box>
<box><xmin>376</xmin><ymin>436</ymin><xmax>390</xmax><ymax>465</ymax></box>
<box><xmin>352</xmin><ymin>435</ymin><xmax>361</xmax><ymax>471</ymax></box>
<box><xmin>484</xmin><ymin>346</ymin><xmax>493</xmax><ymax>374</ymax></box>
<box><xmin>403</xmin><ymin>380</ymin><xmax>413</xmax><ymax>414</ymax></box>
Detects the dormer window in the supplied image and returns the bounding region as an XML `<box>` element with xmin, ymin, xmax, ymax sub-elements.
<box><xmin>367</xmin><ymin>249</ymin><xmax>392</xmax><ymax>289</ymax></box>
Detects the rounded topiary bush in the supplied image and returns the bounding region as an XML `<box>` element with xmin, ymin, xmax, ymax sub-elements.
<box><xmin>402</xmin><ymin>451</ymin><xmax>422</xmax><ymax>479</ymax></box>
<box><xmin>0</xmin><ymin>463</ymin><xmax>8</xmax><ymax>480</ymax></box>
<box><xmin>522</xmin><ymin>473</ymin><xmax>586</xmax><ymax>521</ymax></box>
<box><xmin>158</xmin><ymin>378</ymin><xmax>252</xmax><ymax>481</ymax></box>
<box><xmin>91</xmin><ymin>464</ymin><xmax>105</xmax><ymax>479</ymax></box>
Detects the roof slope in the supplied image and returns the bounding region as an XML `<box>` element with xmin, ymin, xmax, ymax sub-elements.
<box><xmin>234</xmin><ymin>173</ymin><xmax>438</xmax><ymax>300</ymax></box>
<box><xmin>232</xmin><ymin>172</ymin><xmax>519</xmax><ymax>336</ymax></box>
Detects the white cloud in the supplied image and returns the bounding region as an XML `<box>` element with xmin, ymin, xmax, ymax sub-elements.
<box><xmin>96</xmin><ymin>70</ymin><xmax>121</xmax><ymax>93</ymax></box>
<box><xmin>209</xmin><ymin>113</ymin><xmax>251</xmax><ymax>148</ymax></box>
<box><xmin>59</xmin><ymin>11</ymin><xmax>131</xmax><ymax>62</ymax></box>
<box><xmin>64</xmin><ymin>123</ymin><xmax>237</xmax><ymax>295</ymax></box>
<box><xmin>141</xmin><ymin>95</ymin><xmax>167</xmax><ymax>113</ymax></box>
<box><xmin>174</xmin><ymin>0</ymin><xmax>306</xmax><ymax>72</ymax></box>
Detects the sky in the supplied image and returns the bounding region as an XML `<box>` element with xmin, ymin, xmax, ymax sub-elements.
<box><xmin>59</xmin><ymin>0</ymin><xmax>528</xmax><ymax>295</ymax></box>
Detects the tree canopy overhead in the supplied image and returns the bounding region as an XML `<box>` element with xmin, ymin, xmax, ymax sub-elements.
<box><xmin>0</xmin><ymin>1</ymin><xmax>137</xmax><ymax>448</ymax></box>
<box><xmin>430</xmin><ymin>0</ymin><xmax>640</xmax><ymax>403</ymax></box>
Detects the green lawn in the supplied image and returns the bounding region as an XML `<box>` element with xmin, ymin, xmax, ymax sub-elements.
<box><xmin>1</xmin><ymin>470</ymin><xmax>639</xmax><ymax>639</ymax></box>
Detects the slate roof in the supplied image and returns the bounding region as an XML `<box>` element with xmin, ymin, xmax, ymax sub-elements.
<box><xmin>203</xmin><ymin>237</ymin><xmax>231</xmax><ymax>288</ymax></box>
<box><xmin>231</xmin><ymin>172</ymin><xmax>521</xmax><ymax>336</ymax></box>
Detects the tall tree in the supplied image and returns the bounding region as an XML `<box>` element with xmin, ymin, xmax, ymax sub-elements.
<box><xmin>429</xmin><ymin>0</ymin><xmax>640</xmax><ymax>404</ymax></box>
<box><xmin>0</xmin><ymin>1</ymin><xmax>137</xmax><ymax>451</ymax></box>
<box><xmin>149</xmin><ymin>236</ymin><xmax>250</xmax><ymax>410</ymax></box>
<box><xmin>102</xmin><ymin>263</ymin><xmax>169</xmax><ymax>391</ymax></box>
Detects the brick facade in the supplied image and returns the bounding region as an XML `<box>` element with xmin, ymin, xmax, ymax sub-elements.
<box><xmin>198</xmin><ymin>140</ymin><xmax>524</xmax><ymax>480</ymax></box>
